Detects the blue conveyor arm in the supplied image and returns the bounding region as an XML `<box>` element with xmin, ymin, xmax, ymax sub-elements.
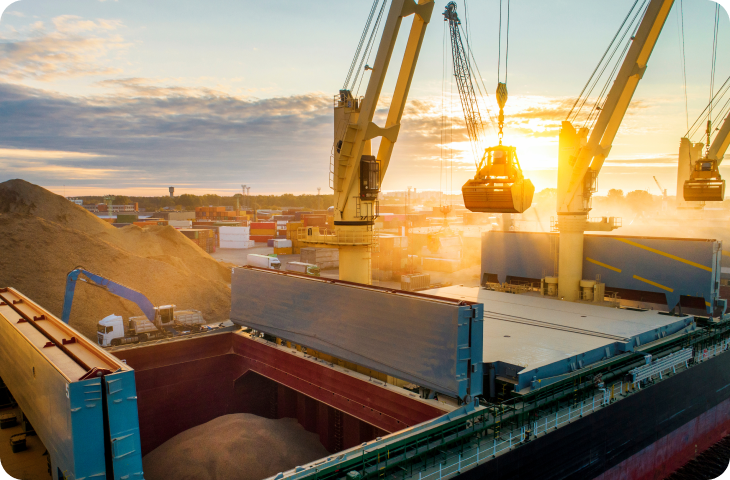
<box><xmin>60</xmin><ymin>268</ymin><xmax>156</xmax><ymax>324</ymax></box>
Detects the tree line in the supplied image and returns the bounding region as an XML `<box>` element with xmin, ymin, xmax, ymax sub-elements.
<box><xmin>76</xmin><ymin>193</ymin><xmax>335</xmax><ymax>212</ymax></box>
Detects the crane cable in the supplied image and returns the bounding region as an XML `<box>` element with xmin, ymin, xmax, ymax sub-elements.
<box><xmin>676</xmin><ymin>0</ymin><xmax>689</xmax><ymax>130</ymax></box>
<box><xmin>585</xmin><ymin>3</ymin><xmax>647</xmax><ymax>132</ymax></box>
<box><xmin>343</xmin><ymin>0</ymin><xmax>380</xmax><ymax>90</ymax></box>
<box><xmin>565</xmin><ymin>0</ymin><xmax>643</xmax><ymax>123</ymax></box>
<box><xmin>354</xmin><ymin>1</ymin><xmax>387</xmax><ymax>96</ymax></box>
<box><xmin>707</xmin><ymin>3</ymin><xmax>720</xmax><ymax>152</ymax></box>
<box><xmin>686</xmin><ymin>74</ymin><xmax>730</xmax><ymax>140</ymax></box>
<box><xmin>496</xmin><ymin>0</ymin><xmax>510</xmax><ymax>143</ymax></box>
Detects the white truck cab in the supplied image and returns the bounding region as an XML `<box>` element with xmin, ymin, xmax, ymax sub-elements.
<box><xmin>97</xmin><ymin>314</ymin><xmax>125</xmax><ymax>347</ymax></box>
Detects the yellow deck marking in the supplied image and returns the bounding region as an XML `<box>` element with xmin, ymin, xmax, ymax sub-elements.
<box><xmin>633</xmin><ymin>275</ymin><xmax>674</xmax><ymax>292</ymax></box>
<box><xmin>706</xmin><ymin>301</ymin><xmax>712</xmax><ymax>307</ymax></box>
<box><xmin>723</xmin><ymin>251</ymin><xmax>730</xmax><ymax>257</ymax></box>
<box><xmin>586</xmin><ymin>257</ymin><xmax>622</xmax><ymax>273</ymax></box>
<box><xmin>617</xmin><ymin>238</ymin><xmax>712</xmax><ymax>272</ymax></box>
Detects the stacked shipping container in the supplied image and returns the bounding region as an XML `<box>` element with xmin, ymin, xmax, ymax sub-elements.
<box><xmin>250</xmin><ymin>222</ymin><xmax>275</xmax><ymax>243</ymax></box>
<box><xmin>179</xmin><ymin>229</ymin><xmax>216</xmax><ymax>254</ymax></box>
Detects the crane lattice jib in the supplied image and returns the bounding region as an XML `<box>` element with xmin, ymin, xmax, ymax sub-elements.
<box><xmin>444</xmin><ymin>2</ymin><xmax>484</xmax><ymax>161</ymax></box>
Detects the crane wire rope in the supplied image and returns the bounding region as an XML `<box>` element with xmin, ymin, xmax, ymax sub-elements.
<box><xmin>708</xmin><ymin>3</ymin><xmax>720</xmax><ymax>150</ymax></box>
<box><xmin>354</xmin><ymin>0</ymin><xmax>388</xmax><ymax>97</ymax></box>
<box><xmin>461</xmin><ymin>26</ymin><xmax>499</xmax><ymax>135</ymax></box>
<box><xmin>686</xmin><ymin>74</ymin><xmax>730</xmax><ymax>140</ymax></box>
<box><xmin>676</xmin><ymin>0</ymin><xmax>689</xmax><ymax>130</ymax></box>
<box><xmin>344</xmin><ymin>0</ymin><xmax>381</xmax><ymax>90</ymax></box>
<box><xmin>566</xmin><ymin>0</ymin><xmax>641</xmax><ymax>122</ymax></box>
<box><xmin>585</xmin><ymin>4</ymin><xmax>647</xmax><ymax>131</ymax></box>
<box><xmin>441</xmin><ymin>19</ymin><xmax>447</xmax><ymax>207</ymax></box>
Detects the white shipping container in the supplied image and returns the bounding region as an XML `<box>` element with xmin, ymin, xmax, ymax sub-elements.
<box><xmin>219</xmin><ymin>226</ymin><xmax>250</xmax><ymax>235</ymax></box>
<box><xmin>272</xmin><ymin>239</ymin><xmax>292</xmax><ymax>248</ymax></box>
<box><xmin>220</xmin><ymin>240</ymin><xmax>255</xmax><ymax>249</ymax></box>
<box><xmin>168</xmin><ymin>220</ymin><xmax>192</xmax><ymax>228</ymax></box>
<box><xmin>220</xmin><ymin>234</ymin><xmax>250</xmax><ymax>242</ymax></box>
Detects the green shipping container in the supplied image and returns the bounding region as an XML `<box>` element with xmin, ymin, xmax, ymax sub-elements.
<box><xmin>117</xmin><ymin>214</ymin><xmax>139</xmax><ymax>223</ymax></box>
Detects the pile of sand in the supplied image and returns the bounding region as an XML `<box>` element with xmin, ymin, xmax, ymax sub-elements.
<box><xmin>0</xmin><ymin>179</ymin><xmax>233</xmax><ymax>339</ymax></box>
<box><xmin>143</xmin><ymin>414</ymin><xmax>329</xmax><ymax>480</ymax></box>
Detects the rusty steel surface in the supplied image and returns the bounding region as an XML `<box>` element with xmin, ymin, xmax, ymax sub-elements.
<box><xmin>0</xmin><ymin>287</ymin><xmax>127</xmax><ymax>379</ymax></box>
<box><xmin>112</xmin><ymin>331</ymin><xmax>448</xmax><ymax>454</ymax></box>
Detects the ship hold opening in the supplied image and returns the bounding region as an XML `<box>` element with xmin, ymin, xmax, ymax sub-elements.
<box><xmin>110</xmin><ymin>330</ymin><xmax>446</xmax><ymax>480</ymax></box>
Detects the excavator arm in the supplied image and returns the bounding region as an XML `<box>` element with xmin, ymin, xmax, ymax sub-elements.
<box><xmin>60</xmin><ymin>268</ymin><xmax>156</xmax><ymax>324</ymax></box>
<box><xmin>560</xmin><ymin>0</ymin><xmax>675</xmax><ymax>211</ymax></box>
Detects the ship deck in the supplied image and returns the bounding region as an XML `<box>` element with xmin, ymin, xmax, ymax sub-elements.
<box><xmin>421</xmin><ymin>286</ymin><xmax>694</xmax><ymax>383</ymax></box>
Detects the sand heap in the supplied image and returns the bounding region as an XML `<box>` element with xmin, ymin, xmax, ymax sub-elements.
<box><xmin>143</xmin><ymin>414</ymin><xmax>329</xmax><ymax>480</ymax></box>
<box><xmin>0</xmin><ymin>179</ymin><xmax>232</xmax><ymax>340</ymax></box>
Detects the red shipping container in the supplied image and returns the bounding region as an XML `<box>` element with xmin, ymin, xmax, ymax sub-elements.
<box><xmin>250</xmin><ymin>222</ymin><xmax>276</xmax><ymax>229</ymax></box>
<box><xmin>302</xmin><ymin>215</ymin><xmax>326</xmax><ymax>228</ymax></box>
<box><xmin>250</xmin><ymin>235</ymin><xmax>274</xmax><ymax>243</ymax></box>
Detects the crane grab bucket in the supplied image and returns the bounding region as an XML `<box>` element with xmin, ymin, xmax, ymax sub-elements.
<box><xmin>683</xmin><ymin>159</ymin><xmax>725</xmax><ymax>202</ymax></box>
<box><xmin>462</xmin><ymin>145</ymin><xmax>535</xmax><ymax>213</ymax></box>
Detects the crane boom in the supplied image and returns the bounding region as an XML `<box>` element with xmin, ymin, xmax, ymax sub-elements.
<box><xmin>560</xmin><ymin>0</ymin><xmax>675</xmax><ymax>211</ymax></box>
<box><xmin>708</xmin><ymin>111</ymin><xmax>730</xmax><ymax>165</ymax></box>
<box><xmin>443</xmin><ymin>2</ymin><xmax>484</xmax><ymax>154</ymax></box>
<box><xmin>653</xmin><ymin>175</ymin><xmax>663</xmax><ymax>194</ymax></box>
<box><xmin>556</xmin><ymin>0</ymin><xmax>674</xmax><ymax>302</ymax></box>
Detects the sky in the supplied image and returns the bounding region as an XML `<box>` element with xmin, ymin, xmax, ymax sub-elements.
<box><xmin>0</xmin><ymin>0</ymin><xmax>728</xmax><ymax>197</ymax></box>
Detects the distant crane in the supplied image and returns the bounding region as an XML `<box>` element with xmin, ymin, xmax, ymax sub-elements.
<box><xmin>653</xmin><ymin>176</ymin><xmax>668</xmax><ymax>210</ymax></box>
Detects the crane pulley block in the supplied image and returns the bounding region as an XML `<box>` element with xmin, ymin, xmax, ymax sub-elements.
<box><xmin>462</xmin><ymin>146</ymin><xmax>535</xmax><ymax>214</ymax></box>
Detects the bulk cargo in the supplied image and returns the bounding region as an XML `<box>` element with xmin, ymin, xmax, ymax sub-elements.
<box><xmin>273</xmin><ymin>247</ymin><xmax>293</xmax><ymax>255</ymax></box>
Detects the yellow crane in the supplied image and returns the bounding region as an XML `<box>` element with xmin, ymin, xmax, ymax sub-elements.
<box><xmin>301</xmin><ymin>0</ymin><xmax>435</xmax><ymax>285</ymax></box>
<box><xmin>556</xmin><ymin>0</ymin><xmax>674</xmax><ymax>301</ymax></box>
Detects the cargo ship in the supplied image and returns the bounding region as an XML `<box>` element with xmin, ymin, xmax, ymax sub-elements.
<box><xmin>1</xmin><ymin>240</ymin><xmax>729</xmax><ymax>480</ymax></box>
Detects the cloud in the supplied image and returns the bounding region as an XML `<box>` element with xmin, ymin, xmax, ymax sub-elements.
<box><xmin>0</xmin><ymin>81</ymin><xmax>336</xmax><ymax>191</ymax></box>
<box><xmin>0</xmin><ymin>15</ymin><xmax>129</xmax><ymax>81</ymax></box>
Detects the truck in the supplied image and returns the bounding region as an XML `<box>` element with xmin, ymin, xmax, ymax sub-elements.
<box><xmin>96</xmin><ymin>305</ymin><xmax>206</xmax><ymax>347</ymax></box>
<box><xmin>61</xmin><ymin>268</ymin><xmax>220</xmax><ymax>347</ymax></box>
<box><xmin>246</xmin><ymin>253</ymin><xmax>282</xmax><ymax>269</ymax></box>
<box><xmin>285</xmin><ymin>261</ymin><xmax>321</xmax><ymax>277</ymax></box>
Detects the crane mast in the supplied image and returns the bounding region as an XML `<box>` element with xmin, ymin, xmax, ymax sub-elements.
<box><xmin>556</xmin><ymin>0</ymin><xmax>674</xmax><ymax>301</ymax></box>
<box><xmin>302</xmin><ymin>0</ymin><xmax>434</xmax><ymax>285</ymax></box>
